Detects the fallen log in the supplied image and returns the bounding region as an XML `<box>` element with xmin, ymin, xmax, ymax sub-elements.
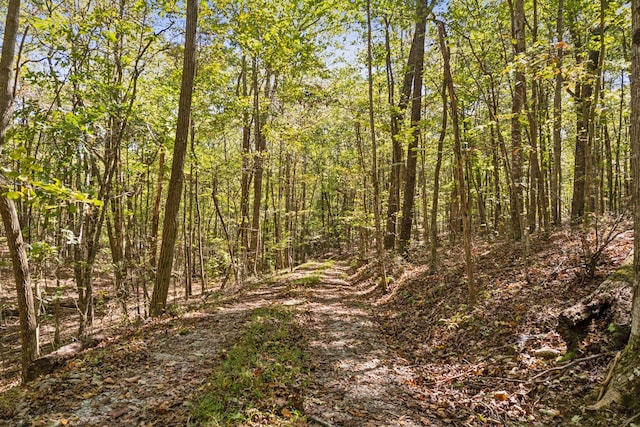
<box><xmin>25</xmin><ymin>334</ymin><xmax>104</xmax><ymax>382</ymax></box>
<box><xmin>557</xmin><ymin>255</ymin><xmax>633</xmax><ymax>353</ymax></box>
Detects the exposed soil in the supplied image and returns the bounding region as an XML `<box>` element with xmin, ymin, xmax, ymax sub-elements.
<box><xmin>295</xmin><ymin>263</ymin><xmax>431</xmax><ymax>426</ymax></box>
<box><xmin>0</xmin><ymin>223</ymin><xmax>637</xmax><ymax>426</ymax></box>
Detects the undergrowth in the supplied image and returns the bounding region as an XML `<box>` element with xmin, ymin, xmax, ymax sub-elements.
<box><xmin>193</xmin><ymin>305</ymin><xmax>307</xmax><ymax>426</ymax></box>
<box><xmin>291</xmin><ymin>274</ymin><xmax>320</xmax><ymax>287</ymax></box>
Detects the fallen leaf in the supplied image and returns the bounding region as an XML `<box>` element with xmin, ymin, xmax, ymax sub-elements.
<box><xmin>348</xmin><ymin>408</ymin><xmax>365</xmax><ymax>417</ymax></box>
<box><xmin>59</xmin><ymin>419</ymin><xmax>68</xmax><ymax>426</ymax></box>
<box><xmin>540</xmin><ymin>408</ymin><xmax>561</xmax><ymax>418</ymax></box>
<box><xmin>281</xmin><ymin>408</ymin><xmax>292</xmax><ymax>417</ymax></box>
<box><xmin>493</xmin><ymin>391</ymin><xmax>509</xmax><ymax>401</ymax></box>
<box><xmin>155</xmin><ymin>402</ymin><xmax>169</xmax><ymax>414</ymax></box>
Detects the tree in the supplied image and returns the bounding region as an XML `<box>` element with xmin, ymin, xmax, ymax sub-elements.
<box><xmin>590</xmin><ymin>0</ymin><xmax>640</xmax><ymax>411</ymax></box>
<box><xmin>398</xmin><ymin>2</ymin><xmax>427</xmax><ymax>254</ymax></box>
<box><xmin>150</xmin><ymin>0</ymin><xmax>198</xmax><ymax>316</ymax></box>
<box><xmin>437</xmin><ymin>19</ymin><xmax>475</xmax><ymax>303</ymax></box>
<box><xmin>0</xmin><ymin>0</ymin><xmax>40</xmax><ymax>381</ymax></box>
<box><xmin>509</xmin><ymin>0</ymin><xmax>526</xmax><ymax>240</ymax></box>
<box><xmin>366</xmin><ymin>0</ymin><xmax>387</xmax><ymax>289</ymax></box>
<box><xmin>552</xmin><ymin>0</ymin><xmax>564</xmax><ymax>226</ymax></box>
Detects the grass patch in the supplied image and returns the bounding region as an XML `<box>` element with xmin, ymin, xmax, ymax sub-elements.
<box><xmin>317</xmin><ymin>260</ymin><xmax>335</xmax><ymax>271</ymax></box>
<box><xmin>291</xmin><ymin>274</ymin><xmax>320</xmax><ymax>287</ymax></box>
<box><xmin>193</xmin><ymin>305</ymin><xmax>307</xmax><ymax>426</ymax></box>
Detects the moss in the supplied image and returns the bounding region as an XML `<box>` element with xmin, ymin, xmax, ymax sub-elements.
<box><xmin>617</xmin><ymin>337</ymin><xmax>640</xmax><ymax>412</ymax></box>
<box><xmin>608</xmin><ymin>265</ymin><xmax>634</xmax><ymax>284</ymax></box>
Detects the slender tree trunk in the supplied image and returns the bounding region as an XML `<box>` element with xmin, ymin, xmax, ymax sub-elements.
<box><xmin>249</xmin><ymin>61</ymin><xmax>270</xmax><ymax>274</ymax></box>
<box><xmin>437</xmin><ymin>20</ymin><xmax>475</xmax><ymax>303</ymax></box>
<box><xmin>552</xmin><ymin>0</ymin><xmax>564</xmax><ymax>225</ymax></box>
<box><xmin>150</xmin><ymin>0</ymin><xmax>197</xmax><ymax>316</ymax></box>
<box><xmin>239</xmin><ymin>56</ymin><xmax>251</xmax><ymax>281</ymax></box>
<box><xmin>366</xmin><ymin>0</ymin><xmax>387</xmax><ymax>288</ymax></box>
<box><xmin>527</xmin><ymin>0</ymin><xmax>547</xmax><ymax>232</ymax></box>
<box><xmin>354</xmin><ymin>121</ymin><xmax>369</xmax><ymax>258</ymax></box>
<box><xmin>420</xmin><ymin>140</ymin><xmax>429</xmax><ymax>244</ymax></box>
<box><xmin>604</xmin><ymin>119</ymin><xmax>614</xmax><ymax>211</ymax></box>
<box><xmin>194</xmin><ymin>168</ymin><xmax>206</xmax><ymax>292</ymax></box>
<box><xmin>588</xmin><ymin>0</ymin><xmax>607</xmax><ymax>216</ymax></box>
<box><xmin>0</xmin><ymin>0</ymin><xmax>40</xmax><ymax>381</ymax></box>
<box><xmin>430</xmin><ymin>81</ymin><xmax>447</xmax><ymax>272</ymax></box>
<box><xmin>509</xmin><ymin>0</ymin><xmax>526</xmax><ymax>240</ymax></box>
<box><xmin>150</xmin><ymin>149</ymin><xmax>165</xmax><ymax>270</ymax></box>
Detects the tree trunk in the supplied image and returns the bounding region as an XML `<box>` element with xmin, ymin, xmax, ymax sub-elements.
<box><xmin>437</xmin><ymin>20</ymin><xmax>475</xmax><ymax>304</ymax></box>
<box><xmin>430</xmin><ymin>81</ymin><xmax>447</xmax><ymax>271</ymax></box>
<box><xmin>0</xmin><ymin>0</ymin><xmax>40</xmax><ymax>382</ymax></box>
<box><xmin>250</xmin><ymin>60</ymin><xmax>270</xmax><ymax>274</ymax></box>
<box><xmin>509</xmin><ymin>0</ymin><xmax>525</xmax><ymax>240</ymax></box>
<box><xmin>398</xmin><ymin>4</ymin><xmax>427</xmax><ymax>255</ymax></box>
<box><xmin>552</xmin><ymin>0</ymin><xmax>564</xmax><ymax>226</ymax></box>
<box><xmin>366</xmin><ymin>0</ymin><xmax>387</xmax><ymax>289</ymax></box>
<box><xmin>591</xmin><ymin>0</ymin><xmax>640</xmax><ymax>411</ymax></box>
<box><xmin>558</xmin><ymin>257</ymin><xmax>633</xmax><ymax>352</ymax></box>
<box><xmin>149</xmin><ymin>0</ymin><xmax>197</xmax><ymax>316</ymax></box>
<box><xmin>150</xmin><ymin>149</ymin><xmax>165</xmax><ymax>270</ymax></box>
<box><xmin>239</xmin><ymin>55</ymin><xmax>251</xmax><ymax>281</ymax></box>
<box><xmin>25</xmin><ymin>334</ymin><xmax>103</xmax><ymax>382</ymax></box>
<box><xmin>384</xmin><ymin>17</ymin><xmax>418</xmax><ymax>250</ymax></box>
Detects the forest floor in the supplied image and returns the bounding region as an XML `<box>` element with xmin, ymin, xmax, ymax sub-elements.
<box><xmin>0</xmin><ymin>222</ymin><xmax>638</xmax><ymax>426</ymax></box>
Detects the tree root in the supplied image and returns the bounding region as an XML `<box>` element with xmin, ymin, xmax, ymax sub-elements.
<box><xmin>597</xmin><ymin>351</ymin><xmax>621</xmax><ymax>401</ymax></box>
<box><xmin>529</xmin><ymin>353</ymin><xmax>608</xmax><ymax>382</ymax></box>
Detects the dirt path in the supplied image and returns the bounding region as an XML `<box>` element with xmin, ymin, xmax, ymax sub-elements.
<box><xmin>4</xmin><ymin>261</ymin><xmax>432</xmax><ymax>426</ymax></box>
<box><xmin>296</xmin><ymin>262</ymin><xmax>431</xmax><ymax>427</ymax></box>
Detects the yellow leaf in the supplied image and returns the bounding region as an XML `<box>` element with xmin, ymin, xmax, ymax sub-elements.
<box><xmin>281</xmin><ymin>408</ymin><xmax>292</xmax><ymax>418</ymax></box>
<box><xmin>59</xmin><ymin>419</ymin><xmax>69</xmax><ymax>426</ymax></box>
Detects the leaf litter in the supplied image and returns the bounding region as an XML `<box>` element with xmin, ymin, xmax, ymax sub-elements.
<box><xmin>0</xmin><ymin>224</ymin><xmax>637</xmax><ymax>426</ymax></box>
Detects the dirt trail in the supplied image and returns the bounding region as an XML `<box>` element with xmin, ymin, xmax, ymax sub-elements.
<box><xmin>4</xmin><ymin>261</ymin><xmax>431</xmax><ymax>426</ymax></box>
<box><xmin>298</xmin><ymin>263</ymin><xmax>431</xmax><ymax>426</ymax></box>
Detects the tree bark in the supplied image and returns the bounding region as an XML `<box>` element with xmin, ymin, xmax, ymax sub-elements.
<box><xmin>552</xmin><ymin>0</ymin><xmax>564</xmax><ymax>226</ymax></box>
<box><xmin>384</xmin><ymin>17</ymin><xmax>418</xmax><ymax>250</ymax></box>
<box><xmin>150</xmin><ymin>149</ymin><xmax>165</xmax><ymax>270</ymax></box>
<box><xmin>509</xmin><ymin>0</ymin><xmax>525</xmax><ymax>240</ymax></box>
<box><xmin>558</xmin><ymin>257</ymin><xmax>633</xmax><ymax>352</ymax></box>
<box><xmin>239</xmin><ymin>56</ymin><xmax>251</xmax><ymax>281</ymax></box>
<box><xmin>429</xmin><ymin>81</ymin><xmax>447</xmax><ymax>272</ymax></box>
<box><xmin>366</xmin><ymin>0</ymin><xmax>387</xmax><ymax>289</ymax></box>
<box><xmin>25</xmin><ymin>334</ymin><xmax>103</xmax><ymax>382</ymax></box>
<box><xmin>398</xmin><ymin>4</ymin><xmax>427</xmax><ymax>255</ymax></box>
<box><xmin>150</xmin><ymin>0</ymin><xmax>197</xmax><ymax>316</ymax></box>
<box><xmin>591</xmin><ymin>0</ymin><xmax>640</xmax><ymax>411</ymax></box>
<box><xmin>0</xmin><ymin>0</ymin><xmax>40</xmax><ymax>382</ymax></box>
<box><xmin>437</xmin><ymin>20</ymin><xmax>475</xmax><ymax>304</ymax></box>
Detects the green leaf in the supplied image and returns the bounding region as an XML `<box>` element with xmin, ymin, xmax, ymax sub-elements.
<box><xmin>5</xmin><ymin>190</ymin><xmax>23</xmax><ymax>200</ymax></box>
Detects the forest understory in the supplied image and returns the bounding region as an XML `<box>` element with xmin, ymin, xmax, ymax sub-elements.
<box><xmin>0</xmin><ymin>223</ymin><xmax>637</xmax><ymax>426</ymax></box>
